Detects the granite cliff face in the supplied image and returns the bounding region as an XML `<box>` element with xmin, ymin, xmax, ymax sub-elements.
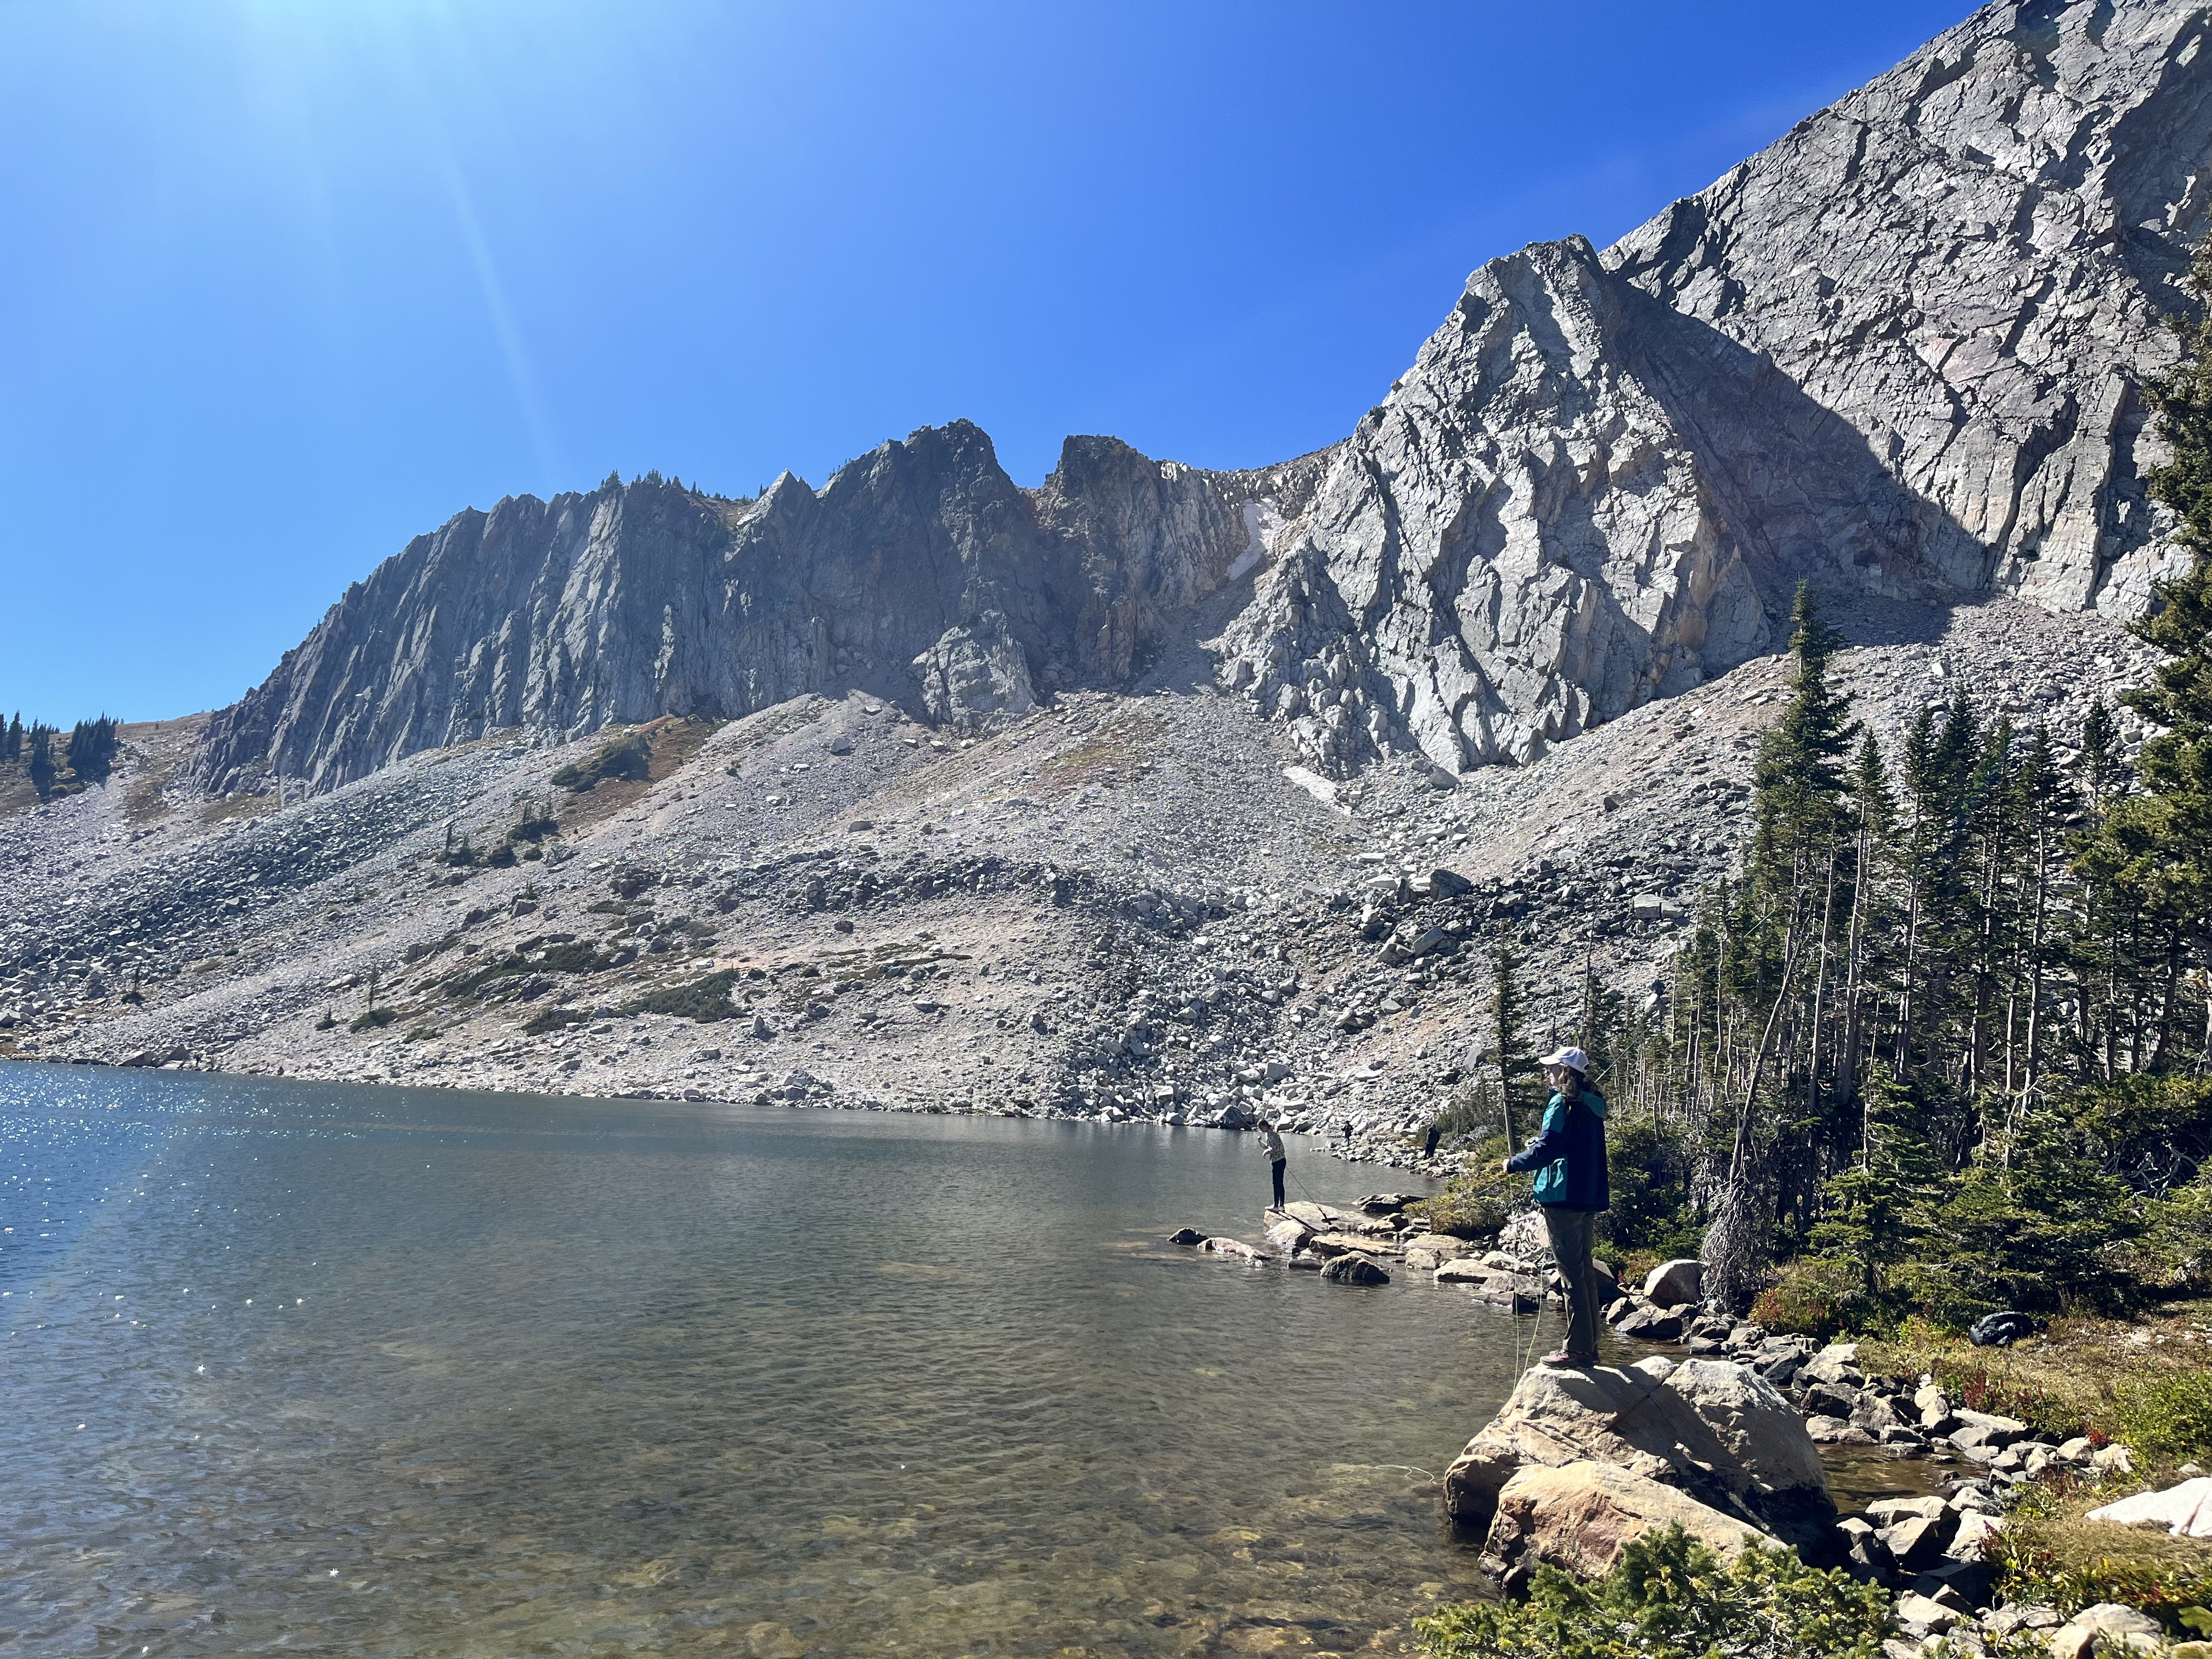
<box><xmin>198</xmin><ymin>0</ymin><xmax>2207</xmax><ymax>792</ymax></box>
<box><xmin>196</xmin><ymin>427</ymin><xmax>1324</xmax><ymax>792</ymax></box>
<box><xmin>1219</xmin><ymin>0</ymin><xmax>2211</xmax><ymax>772</ymax></box>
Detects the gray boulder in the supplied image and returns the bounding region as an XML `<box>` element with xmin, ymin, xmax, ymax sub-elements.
<box><xmin>1643</xmin><ymin>1259</ymin><xmax>1702</xmax><ymax>1308</ymax></box>
<box><xmin>912</xmin><ymin>610</ymin><xmax>1038</xmax><ymax>729</ymax></box>
<box><xmin>1320</xmin><ymin>1254</ymin><xmax>1390</xmax><ymax>1286</ymax></box>
<box><xmin>1442</xmin><ymin>1357</ymin><xmax>1831</xmax><ymax>1542</ymax></box>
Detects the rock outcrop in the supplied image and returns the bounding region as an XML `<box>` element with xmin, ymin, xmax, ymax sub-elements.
<box><xmin>1442</xmin><ymin>1357</ymin><xmax>1832</xmax><ymax>1543</ymax></box>
<box><xmin>1481</xmin><ymin>1460</ymin><xmax>1774</xmax><ymax>1585</ymax></box>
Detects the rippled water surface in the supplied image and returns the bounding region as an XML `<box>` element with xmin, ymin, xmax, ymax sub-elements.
<box><xmin>0</xmin><ymin>1062</ymin><xmax>1548</xmax><ymax>1657</ymax></box>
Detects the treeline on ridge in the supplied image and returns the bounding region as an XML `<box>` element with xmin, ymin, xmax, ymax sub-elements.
<box><xmin>1</xmin><ymin>713</ymin><xmax>120</xmax><ymax>802</ymax></box>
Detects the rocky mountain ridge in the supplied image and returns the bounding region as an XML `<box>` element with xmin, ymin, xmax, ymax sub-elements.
<box><xmin>196</xmin><ymin>0</ymin><xmax>2205</xmax><ymax>799</ymax></box>
<box><xmin>195</xmin><ymin>431</ymin><xmax>1334</xmax><ymax>794</ymax></box>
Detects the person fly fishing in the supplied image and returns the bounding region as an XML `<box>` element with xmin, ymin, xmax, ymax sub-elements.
<box><xmin>1256</xmin><ymin>1119</ymin><xmax>1287</xmax><ymax>1210</ymax></box>
<box><xmin>1501</xmin><ymin>1046</ymin><xmax>1610</xmax><ymax>1369</ymax></box>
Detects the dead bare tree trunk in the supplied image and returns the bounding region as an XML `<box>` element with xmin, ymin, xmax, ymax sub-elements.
<box><xmin>1703</xmin><ymin>909</ymin><xmax>1812</xmax><ymax>1314</ymax></box>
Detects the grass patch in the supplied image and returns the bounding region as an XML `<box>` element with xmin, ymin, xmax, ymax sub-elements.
<box><xmin>1415</xmin><ymin>1524</ymin><xmax>1889</xmax><ymax>1659</ymax></box>
<box><xmin>552</xmin><ymin>731</ymin><xmax>652</xmax><ymax>792</ymax></box>
<box><xmin>624</xmin><ymin>970</ymin><xmax>743</xmax><ymax>1023</ymax></box>
<box><xmin>1858</xmin><ymin>1305</ymin><xmax>2212</xmax><ymax>1457</ymax></box>
<box><xmin>349</xmin><ymin>1007</ymin><xmax>398</xmax><ymax>1032</ymax></box>
<box><xmin>1993</xmin><ymin>1476</ymin><xmax>2212</xmax><ymax>1628</ymax></box>
<box><xmin>522</xmin><ymin>1006</ymin><xmax>590</xmax><ymax>1036</ymax></box>
<box><xmin>2111</xmin><ymin>1369</ymin><xmax>2212</xmax><ymax>1466</ymax></box>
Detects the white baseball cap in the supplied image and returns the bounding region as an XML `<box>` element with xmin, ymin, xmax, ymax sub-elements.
<box><xmin>1539</xmin><ymin>1047</ymin><xmax>1589</xmax><ymax>1071</ymax></box>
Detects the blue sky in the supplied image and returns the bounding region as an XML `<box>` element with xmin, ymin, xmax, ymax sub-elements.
<box><xmin>0</xmin><ymin>0</ymin><xmax>1971</xmax><ymax>723</ymax></box>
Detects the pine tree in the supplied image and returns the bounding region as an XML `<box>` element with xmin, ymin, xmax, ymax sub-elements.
<box><xmin>1808</xmin><ymin>1063</ymin><xmax>1946</xmax><ymax>1308</ymax></box>
<box><xmin>1492</xmin><ymin>930</ymin><xmax>1538</xmax><ymax>1153</ymax></box>
<box><xmin>1747</xmin><ymin>584</ymin><xmax>1856</xmax><ymax>906</ymax></box>
<box><xmin>25</xmin><ymin>726</ymin><xmax>54</xmax><ymax>800</ymax></box>
<box><xmin>1702</xmin><ymin>586</ymin><xmax>1857</xmax><ymax>1308</ymax></box>
<box><xmin>2078</xmin><ymin>239</ymin><xmax>2212</xmax><ymax>1075</ymax></box>
<box><xmin>1835</xmin><ymin>731</ymin><xmax>1900</xmax><ymax>1111</ymax></box>
<box><xmin>66</xmin><ymin>715</ymin><xmax>117</xmax><ymax>785</ymax></box>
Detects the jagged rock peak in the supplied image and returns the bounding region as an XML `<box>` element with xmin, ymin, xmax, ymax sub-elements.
<box><xmin>194</xmin><ymin>425</ymin><xmax>1307</xmax><ymax>793</ymax></box>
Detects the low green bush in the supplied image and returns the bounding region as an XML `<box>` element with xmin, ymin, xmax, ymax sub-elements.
<box><xmin>1415</xmin><ymin>1525</ymin><xmax>1889</xmax><ymax>1659</ymax></box>
<box><xmin>1750</xmin><ymin>1257</ymin><xmax>1863</xmax><ymax>1341</ymax></box>
<box><xmin>624</xmin><ymin>969</ymin><xmax>744</xmax><ymax>1023</ymax></box>
<box><xmin>522</xmin><ymin>1006</ymin><xmax>588</xmax><ymax>1036</ymax></box>
<box><xmin>1408</xmin><ymin>1139</ymin><xmax>1516</xmax><ymax>1239</ymax></box>
<box><xmin>349</xmin><ymin>1007</ymin><xmax>397</xmax><ymax>1032</ymax></box>
<box><xmin>2111</xmin><ymin>1369</ymin><xmax>2212</xmax><ymax>1467</ymax></box>
<box><xmin>552</xmin><ymin>732</ymin><xmax>651</xmax><ymax>793</ymax></box>
<box><xmin>447</xmin><ymin>942</ymin><xmax>614</xmax><ymax>998</ymax></box>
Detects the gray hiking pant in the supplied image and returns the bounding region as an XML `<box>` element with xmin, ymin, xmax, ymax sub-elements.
<box><xmin>1543</xmin><ymin>1205</ymin><xmax>1604</xmax><ymax>1361</ymax></box>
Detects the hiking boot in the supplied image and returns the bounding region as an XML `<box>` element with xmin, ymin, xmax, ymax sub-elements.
<box><xmin>1538</xmin><ymin>1350</ymin><xmax>1597</xmax><ymax>1368</ymax></box>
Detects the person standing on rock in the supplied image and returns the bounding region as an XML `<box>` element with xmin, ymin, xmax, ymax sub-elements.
<box><xmin>1256</xmin><ymin>1119</ymin><xmax>1287</xmax><ymax>1211</ymax></box>
<box><xmin>1501</xmin><ymin>1046</ymin><xmax>1610</xmax><ymax>1369</ymax></box>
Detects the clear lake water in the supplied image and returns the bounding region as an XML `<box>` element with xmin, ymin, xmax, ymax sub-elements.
<box><xmin>0</xmin><ymin>1060</ymin><xmax>1564</xmax><ymax>1657</ymax></box>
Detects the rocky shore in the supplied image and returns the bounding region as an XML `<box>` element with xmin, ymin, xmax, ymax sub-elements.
<box><xmin>1171</xmin><ymin>1195</ymin><xmax>2182</xmax><ymax>1657</ymax></box>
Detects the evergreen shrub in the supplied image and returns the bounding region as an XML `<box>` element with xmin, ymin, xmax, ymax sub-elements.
<box><xmin>1415</xmin><ymin>1526</ymin><xmax>1889</xmax><ymax>1659</ymax></box>
<box><xmin>1408</xmin><ymin>1139</ymin><xmax>1515</xmax><ymax>1239</ymax></box>
<box><xmin>1750</xmin><ymin>1258</ymin><xmax>1861</xmax><ymax>1340</ymax></box>
<box><xmin>624</xmin><ymin>969</ymin><xmax>744</xmax><ymax>1023</ymax></box>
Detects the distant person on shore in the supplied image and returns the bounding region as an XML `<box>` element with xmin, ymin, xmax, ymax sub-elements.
<box><xmin>1502</xmin><ymin>1046</ymin><xmax>1610</xmax><ymax>1369</ymax></box>
<box><xmin>1422</xmin><ymin>1116</ymin><xmax>1443</xmax><ymax>1159</ymax></box>
<box><xmin>1256</xmin><ymin>1119</ymin><xmax>1286</xmax><ymax>1210</ymax></box>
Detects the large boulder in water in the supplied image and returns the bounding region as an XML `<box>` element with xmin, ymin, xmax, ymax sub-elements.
<box><xmin>1481</xmin><ymin>1460</ymin><xmax>1776</xmax><ymax>1585</ymax></box>
<box><xmin>1443</xmin><ymin>1356</ymin><xmax>1831</xmax><ymax>1544</ymax></box>
<box><xmin>1320</xmin><ymin>1254</ymin><xmax>1390</xmax><ymax>1286</ymax></box>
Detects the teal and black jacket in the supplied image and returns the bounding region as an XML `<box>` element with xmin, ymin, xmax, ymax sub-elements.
<box><xmin>1505</xmin><ymin>1087</ymin><xmax>1610</xmax><ymax>1210</ymax></box>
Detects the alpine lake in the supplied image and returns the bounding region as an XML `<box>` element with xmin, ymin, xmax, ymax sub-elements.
<box><xmin>0</xmin><ymin>1060</ymin><xmax>1560</xmax><ymax>1657</ymax></box>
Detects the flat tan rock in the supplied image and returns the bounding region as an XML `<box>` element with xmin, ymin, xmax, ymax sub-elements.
<box><xmin>1481</xmin><ymin>1459</ymin><xmax>1773</xmax><ymax>1580</ymax></box>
